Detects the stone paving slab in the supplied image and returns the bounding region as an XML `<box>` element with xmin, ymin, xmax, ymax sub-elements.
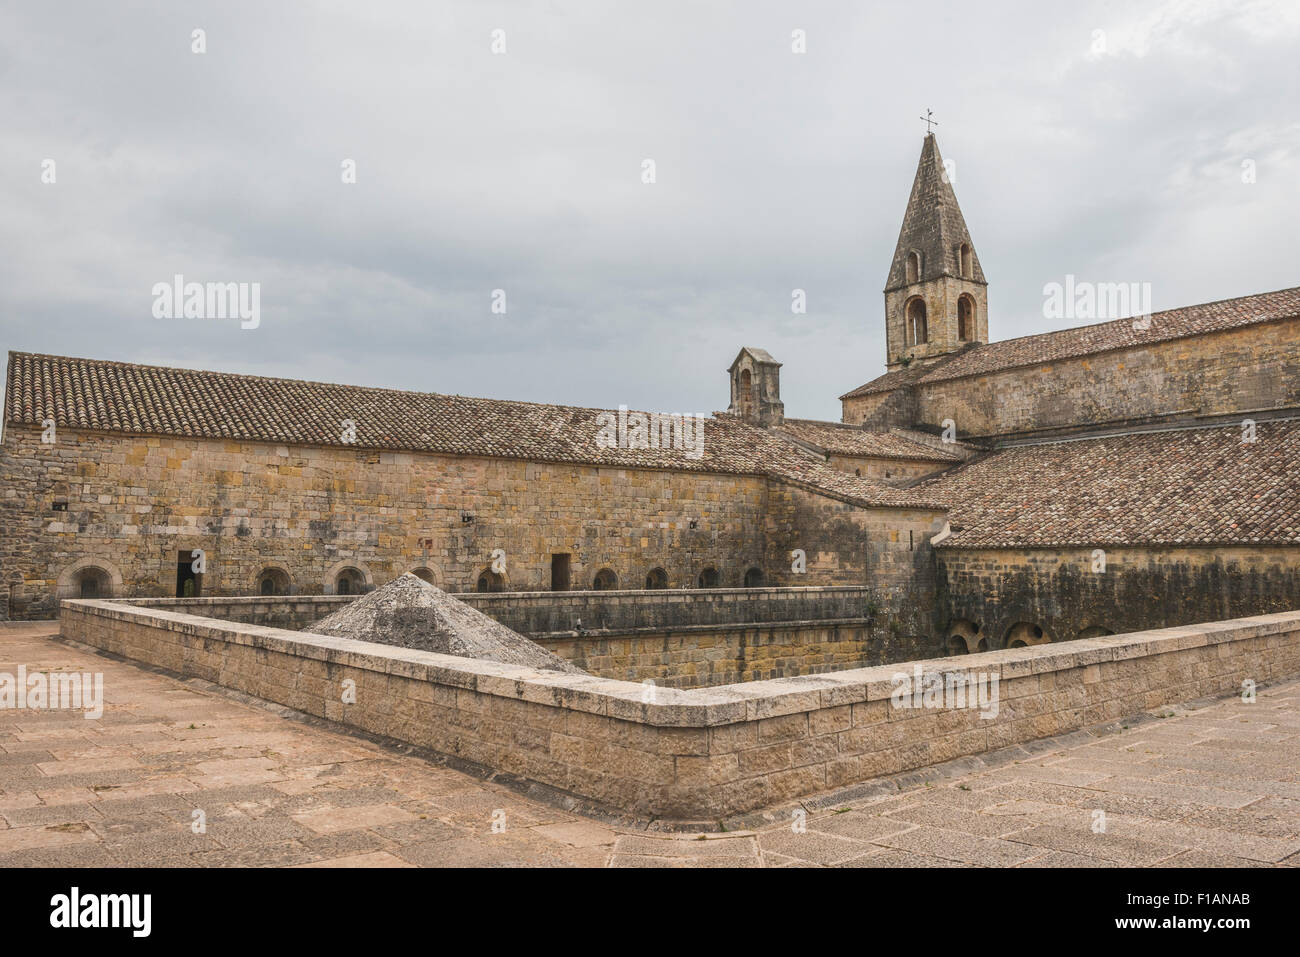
<box><xmin>1</xmin><ymin>623</ymin><xmax>1297</xmax><ymax>867</ymax></box>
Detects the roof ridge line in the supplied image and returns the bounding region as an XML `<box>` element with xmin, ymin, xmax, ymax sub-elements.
<box><xmin>972</xmin><ymin>283</ymin><xmax>1300</xmax><ymax>351</ymax></box>
<box><xmin>3</xmin><ymin>350</ymin><xmax>705</xmax><ymax>420</ymax></box>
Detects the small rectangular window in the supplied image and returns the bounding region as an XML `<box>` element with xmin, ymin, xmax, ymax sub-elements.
<box><xmin>52</xmin><ymin>500</ymin><xmax>68</xmax><ymax>511</ymax></box>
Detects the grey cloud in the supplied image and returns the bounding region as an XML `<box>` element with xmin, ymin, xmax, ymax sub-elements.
<box><xmin>1</xmin><ymin>0</ymin><xmax>1297</xmax><ymax>423</ymax></box>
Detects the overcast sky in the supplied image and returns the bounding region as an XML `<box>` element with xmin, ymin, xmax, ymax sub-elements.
<box><xmin>2</xmin><ymin>0</ymin><xmax>1297</xmax><ymax>422</ymax></box>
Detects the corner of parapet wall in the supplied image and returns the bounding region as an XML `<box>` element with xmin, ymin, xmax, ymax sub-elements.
<box><xmin>57</xmin><ymin>598</ymin><xmax>1300</xmax><ymax>819</ymax></box>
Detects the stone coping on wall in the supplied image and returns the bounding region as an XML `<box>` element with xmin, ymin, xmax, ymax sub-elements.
<box><xmin>107</xmin><ymin>595</ymin><xmax>873</xmax><ymax>640</ymax></box>
<box><xmin>113</xmin><ymin>585</ymin><xmax>881</xmax><ymax>635</ymax></box>
<box><xmin>61</xmin><ymin>598</ymin><xmax>1300</xmax><ymax>729</ymax></box>
<box><xmin>531</xmin><ymin>617</ymin><xmax>873</xmax><ymax>640</ymax></box>
<box><xmin>113</xmin><ymin>596</ymin><xmax>353</xmax><ymax>612</ymax></box>
<box><xmin>115</xmin><ymin>585</ymin><xmax>876</xmax><ymax>606</ymax></box>
<box><xmin>109</xmin><ymin>598</ymin><xmax>873</xmax><ymax>634</ymax></box>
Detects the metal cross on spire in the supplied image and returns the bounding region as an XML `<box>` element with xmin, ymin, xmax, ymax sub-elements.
<box><xmin>919</xmin><ymin>108</ymin><xmax>938</xmax><ymax>135</ymax></box>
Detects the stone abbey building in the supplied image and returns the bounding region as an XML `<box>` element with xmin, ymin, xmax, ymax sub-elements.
<box><xmin>4</xmin><ymin>134</ymin><xmax>1299</xmax><ymax>660</ymax></box>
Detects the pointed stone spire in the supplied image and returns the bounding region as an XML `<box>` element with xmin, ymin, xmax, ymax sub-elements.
<box><xmin>885</xmin><ymin>134</ymin><xmax>985</xmax><ymax>291</ymax></box>
<box><xmin>881</xmin><ymin>134</ymin><xmax>989</xmax><ymax>370</ymax></box>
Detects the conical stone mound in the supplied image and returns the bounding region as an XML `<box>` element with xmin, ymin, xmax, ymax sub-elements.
<box><xmin>307</xmin><ymin>573</ymin><xmax>581</xmax><ymax>674</ymax></box>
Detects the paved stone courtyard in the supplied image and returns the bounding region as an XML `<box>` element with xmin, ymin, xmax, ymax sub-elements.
<box><xmin>1</xmin><ymin>621</ymin><xmax>1297</xmax><ymax>868</ymax></box>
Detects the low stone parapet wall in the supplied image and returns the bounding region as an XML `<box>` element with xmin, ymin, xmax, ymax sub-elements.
<box><xmin>118</xmin><ymin>585</ymin><xmax>878</xmax><ymax>634</ymax></box>
<box><xmin>460</xmin><ymin>586</ymin><xmax>878</xmax><ymax>635</ymax></box>
<box><xmin>114</xmin><ymin>595</ymin><xmax>350</xmax><ymax>629</ymax></box>
<box><xmin>114</xmin><ymin>590</ymin><xmax>890</xmax><ymax>688</ymax></box>
<box><xmin>58</xmin><ymin>599</ymin><xmax>1300</xmax><ymax>820</ymax></box>
<box><xmin>537</xmin><ymin>620</ymin><xmax>874</xmax><ymax>688</ymax></box>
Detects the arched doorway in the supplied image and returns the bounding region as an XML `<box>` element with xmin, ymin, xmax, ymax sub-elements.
<box><xmin>75</xmin><ymin>566</ymin><xmax>111</xmax><ymax>599</ymax></box>
<box><xmin>256</xmin><ymin>567</ymin><xmax>291</xmax><ymax>596</ymax></box>
<box><xmin>946</xmin><ymin>618</ymin><xmax>982</xmax><ymax>654</ymax></box>
<box><xmin>57</xmin><ymin>559</ymin><xmax>124</xmax><ymax>601</ymax></box>
<box><xmin>335</xmin><ymin>567</ymin><xmax>366</xmax><ymax>595</ymax></box>
<box><xmin>476</xmin><ymin>569</ymin><xmax>505</xmax><ymax>593</ymax></box>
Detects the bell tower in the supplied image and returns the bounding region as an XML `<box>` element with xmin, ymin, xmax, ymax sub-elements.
<box><xmin>727</xmin><ymin>347</ymin><xmax>784</xmax><ymax>427</ymax></box>
<box><xmin>884</xmin><ymin>133</ymin><xmax>988</xmax><ymax>370</ymax></box>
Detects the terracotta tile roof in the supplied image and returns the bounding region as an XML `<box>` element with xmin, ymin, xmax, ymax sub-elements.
<box><xmin>918</xmin><ymin>419</ymin><xmax>1300</xmax><ymax>548</ymax></box>
<box><xmin>4</xmin><ymin>351</ymin><xmax>945</xmax><ymax>511</ymax></box>
<box><xmin>773</xmin><ymin>418</ymin><xmax>962</xmax><ymax>462</ymax></box>
<box><xmin>842</xmin><ymin>286</ymin><xmax>1300</xmax><ymax>399</ymax></box>
<box><xmin>839</xmin><ymin>362</ymin><xmax>929</xmax><ymax>400</ymax></box>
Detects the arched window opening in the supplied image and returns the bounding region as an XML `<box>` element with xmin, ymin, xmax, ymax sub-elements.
<box><xmin>1005</xmin><ymin>622</ymin><xmax>1049</xmax><ymax>649</ymax></box>
<box><xmin>738</xmin><ymin>368</ymin><xmax>754</xmax><ymax>418</ymax></box>
<box><xmin>905</xmin><ymin>251</ymin><xmax>920</xmax><ymax>283</ymax></box>
<box><xmin>743</xmin><ymin>567</ymin><xmax>764</xmax><ymax>588</ymax></box>
<box><xmin>645</xmin><ymin>567</ymin><xmax>668</xmax><ymax>590</ymax></box>
<box><xmin>957</xmin><ymin>294</ymin><xmax>974</xmax><ymax>341</ymax></box>
<box><xmin>906</xmin><ymin>297</ymin><xmax>928</xmax><ymax>346</ymax></box>
<box><xmin>257</xmin><ymin>568</ymin><xmax>290</xmax><ymax>596</ymax></box>
<box><xmin>593</xmin><ymin>568</ymin><xmax>618</xmax><ymax>590</ymax></box>
<box><xmin>959</xmin><ymin>243</ymin><xmax>972</xmax><ymax>279</ymax></box>
<box><xmin>946</xmin><ymin>618</ymin><xmax>981</xmax><ymax>655</ymax></box>
<box><xmin>410</xmin><ymin>567</ymin><xmax>436</xmax><ymax>585</ymax></box>
<box><xmin>697</xmin><ymin>567</ymin><xmax>720</xmax><ymax>589</ymax></box>
<box><xmin>476</xmin><ymin>569</ymin><xmax>505</xmax><ymax>593</ymax></box>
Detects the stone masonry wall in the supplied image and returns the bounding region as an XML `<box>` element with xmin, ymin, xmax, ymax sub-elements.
<box><xmin>59</xmin><ymin>599</ymin><xmax>1300</xmax><ymax>819</ymax></box>
<box><xmin>0</xmin><ymin>425</ymin><xmax>932</xmax><ymax>619</ymax></box>
<box><xmin>537</xmin><ymin>621</ymin><xmax>875</xmax><ymax>688</ymax></box>
<box><xmin>843</xmin><ymin>318</ymin><xmax>1300</xmax><ymax>436</ymax></box>
<box><xmin>841</xmin><ymin>390</ymin><xmax>893</xmax><ymax>427</ymax></box>
<box><xmin>937</xmin><ymin>546</ymin><xmax>1300</xmax><ymax>651</ymax></box>
<box><xmin>885</xmin><ymin>275</ymin><xmax>989</xmax><ymax>368</ymax></box>
<box><xmin>825</xmin><ymin>453</ymin><xmax>948</xmax><ymax>483</ymax></box>
<box><xmin>765</xmin><ymin>485</ymin><xmax>945</xmax><ymax>658</ymax></box>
